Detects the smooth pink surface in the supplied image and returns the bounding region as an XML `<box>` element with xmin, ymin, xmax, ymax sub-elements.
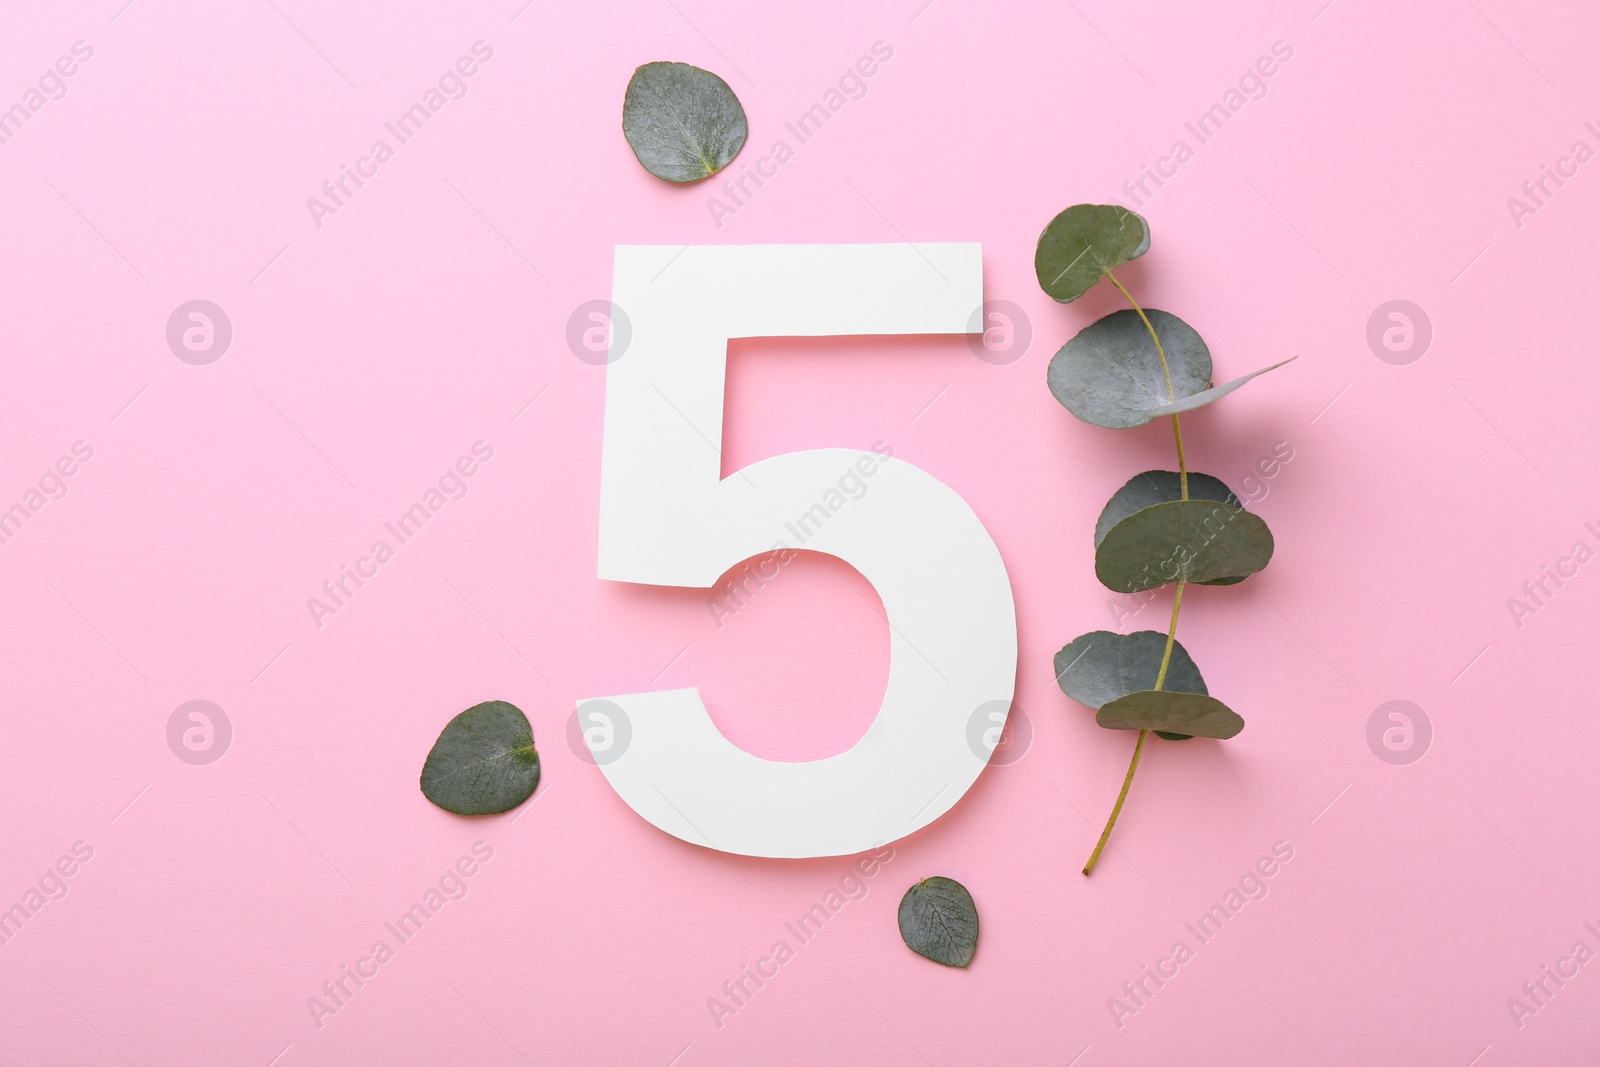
<box><xmin>1</xmin><ymin>1</ymin><xmax>1597</xmax><ymax>1063</ymax></box>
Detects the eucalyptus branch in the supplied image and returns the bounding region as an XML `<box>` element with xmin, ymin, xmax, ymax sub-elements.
<box><xmin>1039</xmin><ymin>204</ymin><xmax>1286</xmax><ymax>875</ymax></box>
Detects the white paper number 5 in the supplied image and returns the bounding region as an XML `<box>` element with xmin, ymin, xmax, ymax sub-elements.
<box><xmin>582</xmin><ymin>243</ymin><xmax>1017</xmax><ymax>858</ymax></box>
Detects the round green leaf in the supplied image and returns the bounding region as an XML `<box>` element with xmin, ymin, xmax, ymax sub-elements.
<box><xmin>1054</xmin><ymin>630</ymin><xmax>1207</xmax><ymax>709</ymax></box>
<box><xmin>1094</xmin><ymin>470</ymin><xmax>1239</xmax><ymax>546</ymax></box>
<box><xmin>898</xmin><ymin>876</ymin><xmax>978</xmax><ymax>968</ymax></box>
<box><xmin>1095</xmin><ymin>499</ymin><xmax>1274</xmax><ymax>593</ymax></box>
<box><xmin>420</xmin><ymin>700</ymin><xmax>541</xmax><ymax>815</ymax></box>
<box><xmin>1055</xmin><ymin>629</ymin><xmax>1207</xmax><ymax>741</ymax></box>
<box><xmin>1095</xmin><ymin>470</ymin><xmax>1252</xmax><ymax>588</ymax></box>
<box><xmin>1047</xmin><ymin>310</ymin><xmax>1212</xmax><ymax>428</ymax></box>
<box><xmin>622</xmin><ymin>61</ymin><xmax>748</xmax><ymax>183</ymax></box>
<box><xmin>1095</xmin><ymin>690</ymin><xmax>1244</xmax><ymax>739</ymax></box>
<box><xmin>1035</xmin><ymin>204</ymin><xmax>1149</xmax><ymax>303</ymax></box>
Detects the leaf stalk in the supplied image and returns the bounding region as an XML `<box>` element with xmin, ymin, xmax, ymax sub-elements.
<box><xmin>1084</xmin><ymin>260</ymin><xmax>1191</xmax><ymax>875</ymax></box>
<box><xmin>1101</xmin><ymin>266</ymin><xmax>1188</xmax><ymax>502</ymax></box>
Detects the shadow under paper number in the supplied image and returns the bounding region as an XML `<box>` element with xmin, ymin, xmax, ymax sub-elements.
<box><xmin>1366</xmin><ymin>699</ymin><xmax>1431</xmax><ymax>766</ymax></box>
<box><xmin>567</xmin><ymin>699</ymin><xmax>632</xmax><ymax>765</ymax></box>
<box><xmin>166</xmin><ymin>699</ymin><xmax>232</xmax><ymax>766</ymax></box>
<box><xmin>166</xmin><ymin>300</ymin><xmax>232</xmax><ymax>365</ymax></box>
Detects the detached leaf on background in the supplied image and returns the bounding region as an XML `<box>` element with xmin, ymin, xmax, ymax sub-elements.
<box><xmin>420</xmin><ymin>700</ymin><xmax>541</xmax><ymax>815</ymax></box>
<box><xmin>898</xmin><ymin>877</ymin><xmax>979</xmax><ymax>968</ymax></box>
<box><xmin>622</xmin><ymin>61</ymin><xmax>748</xmax><ymax>182</ymax></box>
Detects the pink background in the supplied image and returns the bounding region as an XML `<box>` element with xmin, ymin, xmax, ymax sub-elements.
<box><xmin>1</xmin><ymin>0</ymin><xmax>1597</xmax><ymax>1063</ymax></box>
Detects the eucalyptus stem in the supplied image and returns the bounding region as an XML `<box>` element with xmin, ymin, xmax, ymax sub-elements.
<box><xmin>1153</xmin><ymin>578</ymin><xmax>1185</xmax><ymax>690</ymax></box>
<box><xmin>1101</xmin><ymin>266</ymin><xmax>1188</xmax><ymax>501</ymax></box>
<box><xmin>1169</xmin><ymin>415</ymin><xmax>1189</xmax><ymax>501</ymax></box>
<box><xmin>1082</xmin><ymin>578</ymin><xmax>1184</xmax><ymax>875</ymax></box>
<box><xmin>1082</xmin><ymin>254</ymin><xmax>1191</xmax><ymax>877</ymax></box>
<box><xmin>1081</xmin><ymin>729</ymin><xmax>1147</xmax><ymax>876</ymax></box>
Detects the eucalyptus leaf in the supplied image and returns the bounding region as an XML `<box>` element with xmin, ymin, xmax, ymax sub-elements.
<box><xmin>1146</xmin><ymin>358</ymin><xmax>1297</xmax><ymax>418</ymax></box>
<box><xmin>1096</xmin><ymin>470</ymin><xmax>1252</xmax><ymax>588</ymax></box>
<box><xmin>1096</xmin><ymin>690</ymin><xmax>1244</xmax><ymax>739</ymax></box>
<box><xmin>1095</xmin><ymin>499</ymin><xmax>1274</xmax><ymax>593</ymax></box>
<box><xmin>622</xmin><ymin>61</ymin><xmax>748</xmax><ymax>182</ymax></box>
<box><xmin>898</xmin><ymin>877</ymin><xmax>979</xmax><ymax>968</ymax></box>
<box><xmin>1047</xmin><ymin>310</ymin><xmax>1211</xmax><ymax>429</ymax></box>
<box><xmin>1035</xmin><ymin>203</ymin><xmax>1286</xmax><ymax>876</ymax></box>
<box><xmin>420</xmin><ymin>700</ymin><xmax>541</xmax><ymax>815</ymax></box>
<box><xmin>1055</xmin><ymin>629</ymin><xmax>1207</xmax><ymax>741</ymax></box>
<box><xmin>1035</xmin><ymin>204</ymin><xmax>1149</xmax><ymax>302</ymax></box>
<box><xmin>1054</xmin><ymin>630</ymin><xmax>1207</xmax><ymax>709</ymax></box>
<box><xmin>1094</xmin><ymin>471</ymin><xmax>1240</xmax><ymax>546</ymax></box>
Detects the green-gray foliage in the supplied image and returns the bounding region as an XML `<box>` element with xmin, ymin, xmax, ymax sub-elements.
<box><xmin>898</xmin><ymin>877</ymin><xmax>979</xmax><ymax>968</ymax></box>
<box><xmin>1095</xmin><ymin>499</ymin><xmax>1275</xmax><ymax>593</ymax></box>
<box><xmin>1147</xmin><ymin>358</ymin><xmax>1296</xmax><ymax>418</ymax></box>
<box><xmin>420</xmin><ymin>700</ymin><xmax>541</xmax><ymax>815</ymax></box>
<box><xmin>1037</xmin><ymin>204</ymin><xmax>1288</xmax><ymax>873</ymax></box>
<box><xmin>622</xmin><ymin>62</ymin><xmax>748</xmax><ymax>182</ymax></box>
<box><xmin>1047</xmin><ymin>310</ymin><xmax>1210</xmax><ymax>428</ymax></box>
<box><xmin>1096</xmin><ymin>690</ymin><xmax>1244</xmax><ymax>739</ymax></box>
<box><xmin>1093</xmin><ymin>471</ymin><xmax>1239</xmax><ymax>545</ymax></box>
<box><xmin>1047</xmin><ymin>310</ymin><xmax>1291</xmax><ymax>428</ymax></box>
<box><xmin>1054</xmin><ymin>629</ymin><xmax>1209</xmax><ymax>741</ymax></box>
<box><xmin>1054</xmin><ymin>630</ymin><xmax>1206</xmax><ymax>708</ymax></box>
<box><xmin>1035</xmin><ymin>204</ymin><xmax>1149</xmax><ymax>302</ymax></box>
